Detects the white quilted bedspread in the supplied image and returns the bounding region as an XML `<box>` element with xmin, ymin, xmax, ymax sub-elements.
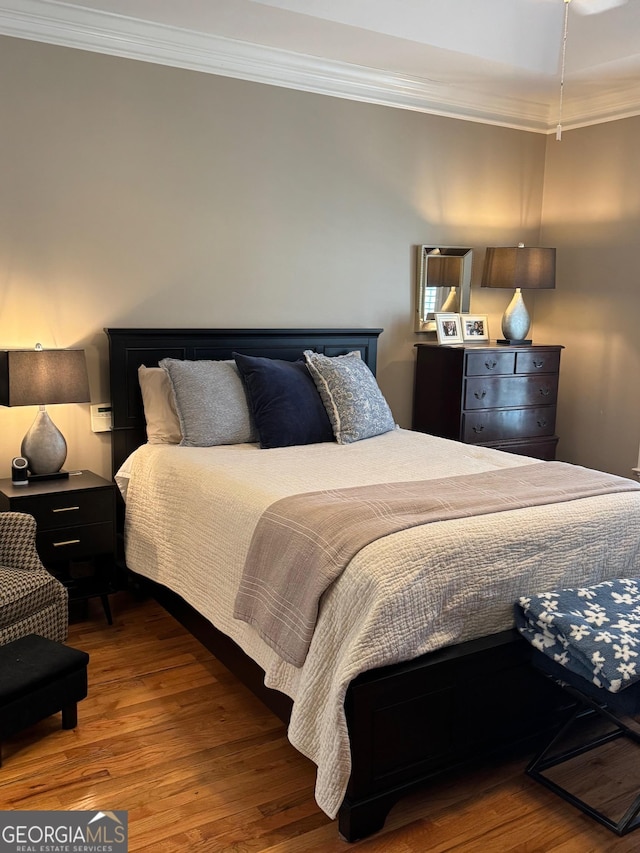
<box><xmin>118</xmin><ymin>429</ymin><xmax>640</xmax><ymax>818</ymax></box>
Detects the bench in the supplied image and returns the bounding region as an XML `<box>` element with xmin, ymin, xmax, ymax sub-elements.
<box><xmin>0</xmin><ymin>633</ymin><xmax>89</xmax><ymax>765</ymax></box>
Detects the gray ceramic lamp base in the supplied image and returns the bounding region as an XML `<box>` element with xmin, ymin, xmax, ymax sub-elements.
<box><xmin>21</xmin><ymin>408</ymin><xmax>68</xmax><ymax>477</ymax></box>
<box><xmin>499</xmin><ymin>288</ymin><xmax>533</xmax><ymax>345</ymax></box>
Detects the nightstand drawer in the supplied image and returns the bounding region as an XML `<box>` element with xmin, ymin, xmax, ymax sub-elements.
<box><xmin>464</xmin><ymin>375</ymin><xmax>559</xmax><ymax>410</ymax></box>
<box><xmin>463</xmin><ymin>406</ymin><xmax>556</xmax><ymax>444</ymax></box>
<box><xmin>14</xmin><ymin>489</ymin><xmax>114</xmax><ymax>530</ymax></box>
<box><xmin>36</xmin><ymin>521</ymin><xmax>115</xmax><ymax>562</ymax></box>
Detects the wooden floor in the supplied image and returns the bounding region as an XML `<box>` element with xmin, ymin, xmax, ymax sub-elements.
<box><xmin>2</xmin><ymin>592</ymin><xmax>640</xmax><ymax>852</ymax></box>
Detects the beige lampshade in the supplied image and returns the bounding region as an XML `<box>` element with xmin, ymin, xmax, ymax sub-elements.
<box><xmin>481</xmin><ymin>246</ymin><xmax>556</xmax><ymax>290</ymax></box>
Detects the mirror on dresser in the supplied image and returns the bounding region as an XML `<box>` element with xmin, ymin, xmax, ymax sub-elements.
<box><xmin>415</xmin><ymin>246</ymin><xmax>473</xmax><ymax>332</ymax></box>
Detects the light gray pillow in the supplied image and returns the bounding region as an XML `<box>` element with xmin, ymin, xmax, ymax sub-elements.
<box><xmin>159</xmin><ymin>358</ymin><xmax>257</xmax><ymax>447</ymax></box>
<box><xmin>303</xmin><ymin>350</ymin><xmax>395</xmax><ymax>444</ymax></box>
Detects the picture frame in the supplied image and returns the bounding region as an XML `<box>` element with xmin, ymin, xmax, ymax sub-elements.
<box><xmin>434</xmin><ymin>312</ymin><xmax>463</xmax><ymax>344</ymax></box>
<box><xmin>460</xmin><ymin>314</ymin><xmax>490</xmax><ymax>342</ymax></box>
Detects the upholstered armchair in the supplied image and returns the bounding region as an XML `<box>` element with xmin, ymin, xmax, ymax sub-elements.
<box><xmin>0</xmin><ymin>512</ymin><xmax>68</xmax><ymax>645</ymax></box>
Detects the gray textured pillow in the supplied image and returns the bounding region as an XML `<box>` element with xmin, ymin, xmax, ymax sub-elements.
<box><xmin>303</xmin><ymin>350</ymin><xmax>395</xmax><ymax>444</ymax></box>
<box><xmin>159</xmin><ymin>358</ymin><xmax>257</xmax><ymax>447</ymax></box>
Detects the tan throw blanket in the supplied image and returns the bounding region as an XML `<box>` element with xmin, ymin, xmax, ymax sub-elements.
<box><xmin>233</xmin><ymin>462</ymin><xmax>640</xmax><ymax>667</ymax></box>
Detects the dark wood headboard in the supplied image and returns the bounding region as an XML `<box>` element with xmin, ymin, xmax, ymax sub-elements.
<box><xmin>105</xmin><ymin>327</ymin><xmax>383</xmax><ymax>477</ymax></box>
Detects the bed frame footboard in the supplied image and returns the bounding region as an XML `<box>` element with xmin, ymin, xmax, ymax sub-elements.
<box><xmin>338</xmin><ymin>629</ymin><xmax>570</xmax><ymax>840</ymax></box>
<box><xmin>139</xmin><ymin>576</ymin><xmax>570</xmax><ymax>842</ymax></box>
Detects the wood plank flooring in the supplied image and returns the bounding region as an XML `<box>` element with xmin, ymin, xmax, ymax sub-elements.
<box><xmin>1</xmin><ymin>592</ymin><xmax>640</xmax><ymax>851</ymax></box>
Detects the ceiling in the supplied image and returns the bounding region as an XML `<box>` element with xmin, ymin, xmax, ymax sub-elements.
<box><xmin>2</xmin><ymin>0</ymin><xmax>640</xmax><ymax>133</ymax></box>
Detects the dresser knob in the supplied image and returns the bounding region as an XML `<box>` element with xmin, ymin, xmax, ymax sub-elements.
<box><xmin>533</xmin><ymin>360</ymin><xmax>544</xmax><ymax>369</ymax></box>
<box><xmin>539</xmin><ymin>387</ymin><xmax>551</xmax><ymax>397</ymax></box>
<box><xmin>472</xmin><ymin>424</ymin><xmax>485</xmax><ymax>433</ymax></box>
<box><xmin>474</xmin><ymin>390</ymin><xmax>487</xmax><ymax>400</ymax></box>
<box><xmin>537</xmin><ymin>419</ymin><xmax>548</xmax><ymax>428</ymax></box>
<box><xmin>484</xmin><ymin>359</ymin><xmax>497</xmax><ymax>370</ymax></box>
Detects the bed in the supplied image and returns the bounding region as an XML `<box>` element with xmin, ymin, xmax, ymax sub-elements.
<box><xmin>106</xmin><ymin>327</ymin><xmax>640</xmax><ymax>841</ymax></box>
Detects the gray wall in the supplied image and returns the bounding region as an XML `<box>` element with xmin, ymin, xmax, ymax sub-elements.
<box><xmin>538</xmin><ymin>118</ymin><xmax>640</xmax><ymax>476</ymax></box>
<box><xmin>0</xmin><ymin>35</ymin><xmax>553</xmax><ymax>478</ymax></box>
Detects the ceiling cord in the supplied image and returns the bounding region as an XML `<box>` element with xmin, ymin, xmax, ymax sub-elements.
<box><xmin>556</xmin><ymin>0</ymin><xmax>571</xmax><ymax>140</ymax></box>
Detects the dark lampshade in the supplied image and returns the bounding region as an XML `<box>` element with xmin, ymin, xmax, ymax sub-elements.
<box><xmin>481</xmin><ymin>246</ymin><xmax>556</xmax><ymax>290</ymax></box>
<box><xmin>426</xmin><ymin>255</ymin><xmax>462</xmax><ymax>289</ymax></box>
<box><xmin>0</xmin><ymin>349</ymin><xmax>90</xmax><ymax>407</ymax></box>
<box><xmin>0</xmin><ymin>347</ymin><xmax>90</xmax><ymax>480</ymax></box>
<box><xmin>480</xmin><ymin>245</ymin><xmax>556</xmax><ymax>345</ymax></box>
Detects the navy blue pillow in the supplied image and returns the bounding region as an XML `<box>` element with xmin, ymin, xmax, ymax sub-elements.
<box><xmin>233</xmin><ymin>352</ymin><xmax>334</xmax><ymax>449</ymax></box>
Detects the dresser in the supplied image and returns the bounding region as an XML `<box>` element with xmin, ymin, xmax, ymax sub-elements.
<box><xmin>413</xmin><ymin>342</ymin><xmax>563</xmax><ymax>460</ymax></box>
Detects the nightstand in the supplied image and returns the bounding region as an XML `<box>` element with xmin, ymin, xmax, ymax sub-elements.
<box><xmin>0</xmin><ymin>470</ymin><xmax>117</xmax><ymax>624</ymax></box>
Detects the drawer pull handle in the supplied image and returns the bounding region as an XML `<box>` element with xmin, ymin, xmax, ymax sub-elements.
<box><xmin>474</xmin><ymin>390</ymin><xmax>487</xmax><ymax>400</ymax></box>
<box><xmin>537</xmin><ymin>419</ymin><xmax>548</xmax><ymax>429</ymax></box>
<box><xmin>52</xmin><ymin>538</ymin><xmax>81</xmax><ymax>547</ymax></box>
<box><xmin>539</xmin><ymin>388</ymin><xmax>551</xmax><ymax>397</ymax></box>
<box><xmin>533</xmin><ymin>360</ymin><xmax>544</xmax><ymax>369</ymax></box>
<box><xmin>484</xmin><ymin>359</ymin><xmax>497</xmax><ymax>370</ymax></box>
<box><xmin>52</xmin><ymin>506</ymin><xmax>80</xmax><ymax>513</ymax></box>
<box><xmin>472</xmin><ymin>424</ymin><xmax>485</xmax><ymax>434</ymax></box>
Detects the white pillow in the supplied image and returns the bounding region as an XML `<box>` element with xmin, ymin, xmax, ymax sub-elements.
<box><xmin>138</xmin><ymin>365</ymin><xmax>182</xmax><ymax>444</ymax></box>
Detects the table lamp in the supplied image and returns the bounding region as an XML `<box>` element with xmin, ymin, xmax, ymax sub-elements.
<box><xmin>0</xmin><ymin>344</ymin><xmax>90</xmax><ymax>480</ymax></box>
<box><xmin>481</xmin><ymin>244</ymin><xmax>556</xmax><ymax>345</ymax></box>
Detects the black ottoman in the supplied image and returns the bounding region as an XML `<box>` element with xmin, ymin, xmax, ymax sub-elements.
<box><xmin>0</xmin><ymin>634</ymin><xmax>89</xmax><ymax>765</ymax></box>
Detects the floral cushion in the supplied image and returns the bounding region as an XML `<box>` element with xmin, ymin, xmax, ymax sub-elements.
<box><xmin>515</xmin><ymin>577</ymin><xmax>640</xmax><ymax>693</ymax></box>
<box><xmin>303</xmin><ymin>350</ymin><xmax>395</xmax><ymax>445</ymax></box>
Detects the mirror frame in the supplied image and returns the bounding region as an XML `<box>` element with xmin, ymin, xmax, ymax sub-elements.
<box><xmin>415</xmin><ymin>246</ymin><xmax>473</xmax><ymax>332</ymax></box>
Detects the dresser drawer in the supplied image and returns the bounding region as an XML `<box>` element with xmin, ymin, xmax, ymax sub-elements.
<box><xmin>466</xmin><ymin>351</ymin><xmax>516</xmax><ymax>376</ymax></box>
<box><xmin>515</xmin><ymin>350</ymin><xmax>561</xmax><ymax>375</ymax></box>
<box><xmin>36</xmin><ymin>521</ymin><xmax>115</xmax><ymax>562</ymax></box>
<box><xmin>488</xmin><ymin>436</ymin><xmax>559</xmax><ymax>461</ymax></box>
<box><xmin>463</xmin><ymin>407</ymin><xmax>556</xmax><ymax>444</ymax></box>
<box><xmin>464</xmin><ymin>375</ymin><xmax>559</xmax><ymax>410</ymax></box>
<box><xmin>14</xmin><ymin>488</ymin><xmax>114</xmax><ymax>531</ymax></box>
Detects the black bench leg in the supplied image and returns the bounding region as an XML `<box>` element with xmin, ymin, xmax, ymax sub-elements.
<box><xmin>61</xmin><ymin>703</ymin><xmax>78</xmax><ymax>730</ymax></box>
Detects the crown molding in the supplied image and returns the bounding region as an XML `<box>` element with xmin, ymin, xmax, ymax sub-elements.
<box><xmin>0</xmin><ymin>0</ymin><xmax>551</xmax><ymax>132</ymax></box>
<box><xmin>558</xmin><ymin>80</ymin><xmax>640</xmax><ymax>133</ymax></box>
<box><xmin>0</xmin><ymin>0</ymin><xmax>637</xmax><ymax>135</ymax></box>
